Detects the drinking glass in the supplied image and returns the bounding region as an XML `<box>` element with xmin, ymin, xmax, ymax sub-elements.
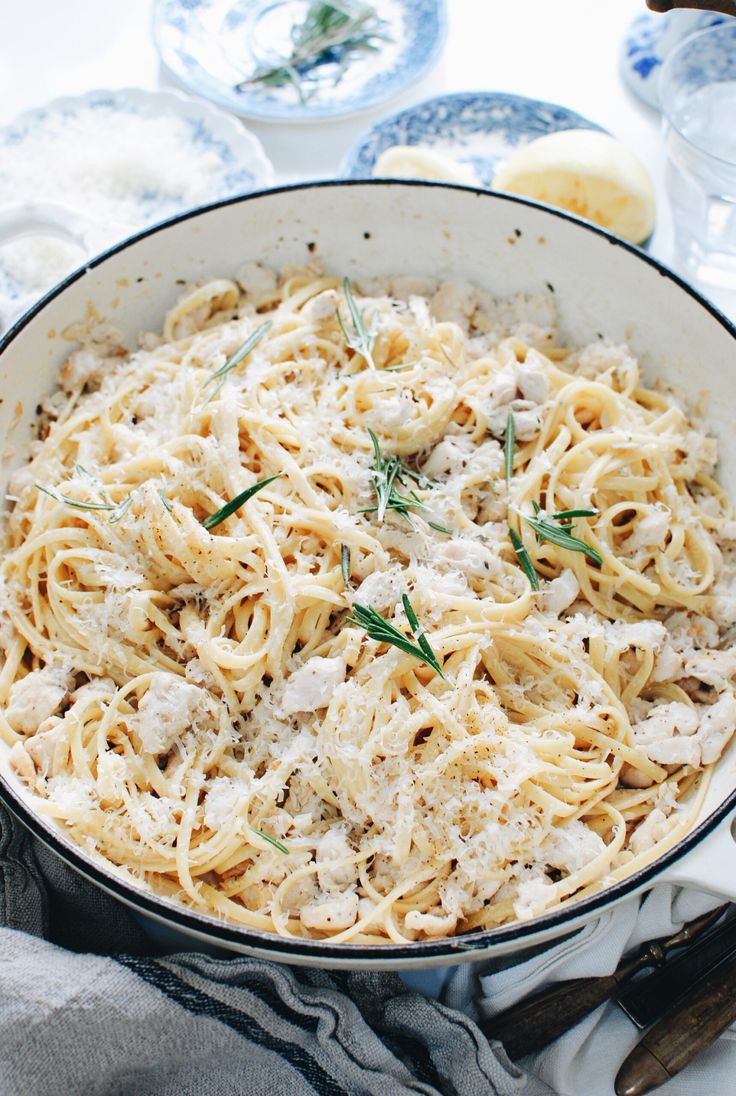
<box><xmin>660</xmin><ymin>21</ymin><xmax>736</xmax><ymax>314</ymax></box>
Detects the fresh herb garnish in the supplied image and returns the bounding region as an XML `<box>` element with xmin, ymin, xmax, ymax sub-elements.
<box><xmin>200</xmin><ymin>320</ymin><xmax>272</xmax><ymax>405</ymax></box>
<box><xmin>336</xmin><ymin>276</ymin><xmax>378</xmax><ymax>370</ymax></box>
<box><xmin>249</xmin><ymin>825</ymin><xmax>289</xmax><ymax>855</ymax></box>
<box><xmin>239</xmin><ymin>1</ymin><xmax>391</xmax><ymax>105</ymax></box>
<box><xmin>340</xmin><ymin>543</ymin><xmax>351</xmax><ymax>584</ymax></box>
<box><xmin>427</xmin><ymin>520</ymin><xmax>453</xmax><ymax>536</ymax></box>
<box><xmin>551</xmin><ymin>508</ymin><xmax>598</xmax><ymax>522</ymax></box>
<box><xmin>203</xmin><ymin>473</ymin><xmax>282</xmax><ymax>530</ymax></box>
<box><xmin>504</xmin><ymin>411</ymin><xmax>516</xmax><ymax>488</ymax></box>
<box><xmin>159</xmin><ymin>489</ymin><xmax>173</xmax><ymax>514</ymax></box>
<box><xmin>347</xmin><ymin>597</ymin><xmax>447</xmax><ymax>681</ymax></box>
<box><xmin>36</xmin><ymin>482</ymin><xmax>133</xmax><ymax>524</ymax></box>
<box><xmin>509</xmin><ymin>528</ymin><xmax>540</xmax><ymax>590</ymax></box>
<box><xmin>521</xmin><ymin>510</ymin><xmax>602</xmax><ymax>566</ymax></box>
<box><xmin>360</xmin><ymin>428</ymin><xmax>430</xmax><ymax>524</ymax></box>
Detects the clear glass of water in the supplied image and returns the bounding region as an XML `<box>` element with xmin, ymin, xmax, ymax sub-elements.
<box><xmin>660</xmin><ymin>22</ymin><xmax>736</xmax><ymax>314</ymax></box>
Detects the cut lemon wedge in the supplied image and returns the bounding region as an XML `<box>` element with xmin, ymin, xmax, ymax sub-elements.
<box><xmin>492</xmin><ymin>129</ymin><xmax>656</xmax><ymax>244</ymax></box>
<box><xmin>372</xmin><ymin>145</ymin><xmax>480</xmax><ymax>187</ymax></box>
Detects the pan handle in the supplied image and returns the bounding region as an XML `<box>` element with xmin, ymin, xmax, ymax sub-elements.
<box><xmin>658</xmin><ymin>810</ymin><xmax>736</xmax><ymax>901</ymax></box>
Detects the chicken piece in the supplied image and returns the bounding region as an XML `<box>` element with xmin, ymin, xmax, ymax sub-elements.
<box><xmin>300</xmin><ymin>890</ymin><xmax>359</xmax><ymax>932</ymax></box>
<box><xmin>134</xmin><ymin>672</ymin><xmax>206</xmax><ymax>755</ymax></box>
<box><xmin>698</xmin><ymin>693</ymin><xmax>736</xmax><ymax>765</ymax></box>
<box><xmin>280</xmin><ymin>657</ymin><xmax>346</xmax><ymax>715</ymax></box>
<box><xmin>315</xmin><ymin>829</ymin><xmax>358</xmax><ymax>891</ymax></box>
<box><xmin>404</xmin><ymin>909</ymin><xmax>458</xmax><ymax>938</ymax></box>
<box><xmin>540</xmin><ymin>569</ymin><xmax>580</xmax><ymax>616</ymax></box>
<box><xmin>629</xmin><ymin>808</ymin><xmax>671</xmax><ymax>857</ymax></box>
<box><xmin>5</xmin><ymin>667</ymin><xmax>72</xmax><ymax>735</ymax></box>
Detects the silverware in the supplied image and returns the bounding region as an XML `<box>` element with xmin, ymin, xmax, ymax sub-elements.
<box><xmin>615</xmin><ymin>950</ymin><xmax>736</xmax><ymax>1096</ymax></box>
<box><xmin>482</xmin><ymin>907</ymin><xmax>725</xmax><ymax>1059</ymax></box>
<box><xmin>617</xmin><ymin>908</ymin><xmax>736</xmax><ymax>1027</ymax></box>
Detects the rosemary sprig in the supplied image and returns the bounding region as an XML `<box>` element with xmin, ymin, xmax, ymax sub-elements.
<box><xmin>249</xmin><ymin>825</ymin><xmax>289</xmax><ymax>856</ymax></box>
<box><xmin>35</xmin><ymin>482</ymin><xmax>132</xmax><ymax>523</ymax></box>
<box><xmin>360</xmin><ymin>428</ymin><xmax>430</xmax><ymax>524</ymax></box>
<box><xmin>521</xmin><ymin>510</ymin><xmax>603</xmax><ymax>566</ymax></box>
<box><xmin>203</xmin><ymin>473</ymin><xmax>282</xmax><ymax>530</ymax></box>
<box><xmin>200</xmin><ymin>320</ymin><xmax>272</xmax><ymax>405</ymax></box>
<box><xmin>509</xmin><ymin>528</ymin><xmax>540</xmax><ymax>590</ymax></box>
<box><xmin>340</xmin><ymin>544</ymin><xmax>352</xmax><ymax>584</ymax></box>
<box><xmin>36</xmin><ymin>483</ymin><xmax>118</xmax><ymax>512</ymax></box>
<box><xmin>240</xmin><ymin>1</ymin><xmax>391</xmax><ymax>105</ymax></box>
<box><xmin>347</xmin><ymin>598</ymin><xmax>447</xmax><ymax>681</ymax></box>
<box><xmin>336</xmin><ymin>276</ymin><xmax>378</xmax><ymax>370</ymax></box>
<box><xmin>504</xmin><ymin>411</ymin><xmax>515</xmax><ymax>488</ymax></box>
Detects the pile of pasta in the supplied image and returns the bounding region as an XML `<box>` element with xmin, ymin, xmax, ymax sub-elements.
<box><xmin>1</xmin><ymin>263</ymin><xmax>735</xmax><ymax>943</ymax></box>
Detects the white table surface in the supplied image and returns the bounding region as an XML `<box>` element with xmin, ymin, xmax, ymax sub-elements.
<box><xmin>0</xmin><ymin>0</ymin><xmax>682</xmax><ymax>281</ymax></box>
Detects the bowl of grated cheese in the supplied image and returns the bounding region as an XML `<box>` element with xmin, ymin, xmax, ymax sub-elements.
<box><xmin>0</xmin><ymin>179</ymin><xmax>735</xmax><ymax>969</ymax></box>
<box><xmin>0</xmin><ymin>86</ymin><xmax>274</xmax><ymax>334</ymax></box>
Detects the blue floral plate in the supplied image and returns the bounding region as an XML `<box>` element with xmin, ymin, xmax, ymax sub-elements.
<box><xmin>152</xmin><ymin>0</ymin><xmax>447</xmax><ymax>123</ymax></box>
<box><xmin>619</xmin><ymin>10</ymin><xmax>732</xmax><ymax>110</ymax></box>
<box><xmin>342</xmin><ymin>91</ymin><xmax>605</xmax><ymax>186</ymax></box>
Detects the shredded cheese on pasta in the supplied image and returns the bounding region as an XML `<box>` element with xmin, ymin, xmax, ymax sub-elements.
<box><xmin>2</xmin><ymin>264</ymin><xmax>736</xmax><ymax>943</ymax></box>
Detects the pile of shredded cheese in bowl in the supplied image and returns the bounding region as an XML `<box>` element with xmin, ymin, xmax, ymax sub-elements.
<box><xmin>2</xmin><ymin>263</ymin><xmax>736</xmax><ymax>945</ymax></box>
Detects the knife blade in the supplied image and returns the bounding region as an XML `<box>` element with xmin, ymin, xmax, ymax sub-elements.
<box><xmin>615</xmin><ymin>950</ymin><xmax>736</xmax><ymax>1096</ymax></box>
<box><xmin>482</xmin><ymin>907</ymin><xmax>725</xmax><ymax>1059</ymax></box>
<box><xmin>617</xmin><ymin>908</ymin><xmax>736</xmax><ymax>1027</ymax></box>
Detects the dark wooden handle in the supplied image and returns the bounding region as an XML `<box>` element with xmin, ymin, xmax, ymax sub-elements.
<box><xmin>646</xmin><ymin>1</ymin><xmax>736</xmax><ymax>13</ymax></box>
<box><xmin>615</xmin><ymin>952</ymin><xmax>736</xmax><ymax>1096</ymax></box>
<box><xmin>483</xmin><ymin>973</ymin><xmax>622</xmax><ymax>1059</ymax></box>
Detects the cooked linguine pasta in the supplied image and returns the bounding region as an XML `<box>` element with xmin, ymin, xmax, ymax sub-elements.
<box><xmin>2</xmin><ymin>264</ymin><xmax>735</xmax><ymax>943</ymax></box>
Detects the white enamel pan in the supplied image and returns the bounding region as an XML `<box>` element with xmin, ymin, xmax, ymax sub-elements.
<box><xmin>1</xmin><ymin>181</ymin><xmax>736</xmax><ymax>970</ymax></box>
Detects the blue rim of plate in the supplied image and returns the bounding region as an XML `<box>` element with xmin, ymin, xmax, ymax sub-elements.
<box><xmin>619</xmin><ymin>11</ymin><xmax>732</xmax><ymax>110</ymax></box>
<box><xmin>342</xmin><ymin>90</ymin><xmax>607</xmax><ymax>184</ymax></box>
<box><xmin>152</xmin><ymin>0</ymin><xmax>448</xmax><ymax>123</ymax></box>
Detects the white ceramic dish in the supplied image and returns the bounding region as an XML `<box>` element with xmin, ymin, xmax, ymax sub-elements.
<box><xmin>152</xmin><ymin>0</ymin><xmax>447</xmax><ymax>122</ymax></box>
<box><xmin>1</xmin><ymin>181</ymin><xmax>735</xmax><ymax>970</ymax></box>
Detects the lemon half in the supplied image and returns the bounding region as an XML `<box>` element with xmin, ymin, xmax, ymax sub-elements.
<box><xmin>492</xmin><ymin>129</ymin><xmax>656</xmax><ymax>244</ymax></box>
<box><xmin>372</xmin><ymin>145</ymin><xmax>480</xmax><ymax>187</ymax></box>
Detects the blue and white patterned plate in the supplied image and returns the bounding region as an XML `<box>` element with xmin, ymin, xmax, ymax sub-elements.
<box><xmin>152</xmin><ymin>0</ymin><xmax>447</xmax><ymax>123</ymax></box>
<box><xmin>619</xmin><ymin>11</ymin><xmax>732</xmax><ymax>110</ymax></box>
<box><xmin>0</xmin><ymin>87</ymin><xmax>273</xmax><ymax>327</ymax></box>
<box><xmin>343</xmin><ymin>91</ymin><xmax>606</xmax><ymax>186</ymax></box>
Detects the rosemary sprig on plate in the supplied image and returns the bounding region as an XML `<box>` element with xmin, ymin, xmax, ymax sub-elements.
<box><xmin>336</xmin><ymin>276</ymin><xmax>378</xmax><ymax>370</ymax></box>
<box><xmin>509</xmin><ymin>528</ymin><xmax>540</xmax><ymax>590</ymax></box>
<box><xmin>347</xmin><ymin>596</ymin><xmax>447</xmax><ymax>681</ymax></box>
<box><xmin>521</xmin><ymin>508</ymin><xmax>602</xmax><ymax>566</ymax></box>
<box><xmin>249</xmin><ymin>826</ymin><xmax>289</xmax><ymax>855</ymax></box>
<box><xmin>239</xmin><ymin>1</ymin><xmax>391</xmax><ymax>105</ymax></box>
<box><xmin>504</xmin><ymin>411</ymin><xmax>515</xmax><ymax>487</ymax></box>
<box><xmin>200</xmin><ymin>320</ymin><xmax>272</xmax><ymax>405</ymax></box>
<box><xmin>360</xmin><ymin>428</ymin><xmax>430</xmax><ymax>524</ymax></box>
<box><xmin>203</xmin><ymin>473</ymin><xmax>282</xmax><ymax>530</ymax></box>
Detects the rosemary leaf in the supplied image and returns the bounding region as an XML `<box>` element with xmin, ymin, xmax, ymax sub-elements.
<box><xmin>159</xmin><ymin>489</ymin><xmax>173</xmax><ymax>514</ymax></box>
<box><xmin>552</xmin><ymin>508</ymin><xmax>599</xmax><ymax>521</ymax></box>
<box><xmin>109</xmin><ymin>495</ymin><xmax>134</xmax><ymax>525</ymax></box>
<box><xmin>36</xmin><ymin>483</ymin><xmax>117</xmax><ymax>512</ymax></box>
<box><xmin>521</xmin><ymin>512</ymin><xmax>603</xmax><ymax>566</ymax></box>
<box><xmin>249</xmin><ymin>825</ymin><xmax>289</xmax><ymax>856</ymax></box>
<box><xmin>340</xmin><ymin>543</ymin><xmax>351</xmax><ymax>584</ymax></box>
<box><xmin>347</xmin><ymin>599</ymin><xmax>447</xmax><ymax>681</ymax></box>
<box><xmin>426</xmin><ymin>520</ymin><xmax>453</xmax><ymax>536</ymax></box>
<box><xmin>203</xmin><ymin>473</ymin><xmax>282</xmax><ymax>530</ymax></box>
<box><xmin>363</xmin><ymin>428</ymin><xmax>431</xmax><ymax>524</ymax></box>
<box><xmin>200</xmin><ymin>320</ymin><xmax>272</xmax><ymax>405</ymax></box>
<box><xmin>336</xmin><ymin>277</ymin><xmax>378</xmax><ymax>370</ymax></box>
<box><xmin>504</xmin><ymin>411</ymin><xmax>516</xmax><ymax>487</ymax></box>
<box><xmin>509</xmin><ymin>528</ymin><xmax>540</xmax><ymax>590</ymax></box>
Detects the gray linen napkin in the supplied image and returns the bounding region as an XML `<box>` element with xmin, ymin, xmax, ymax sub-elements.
<box><xmin>0</xmin><ymin>802</ymin><xmax>528</xmax><ymax>1096</ymax></box>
